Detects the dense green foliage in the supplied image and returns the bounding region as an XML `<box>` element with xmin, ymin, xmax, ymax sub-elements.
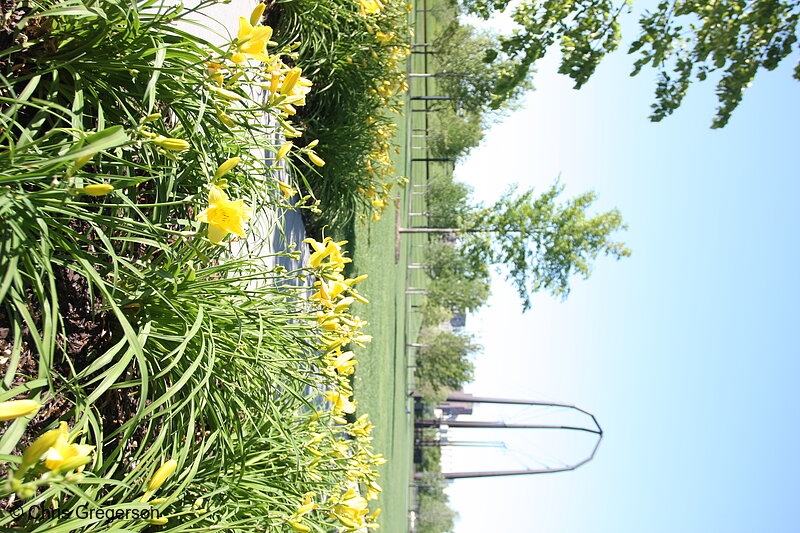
<box><xmin>425</xmin><ymin>175</ymin><xmax>474</xmax><ymax>228</ymax></box>
<box><xmin>417</xmin><ymin>489</ymin><xmax>458</xmax><ymax>533</ymax></box>
<box><xmin>0</xmin><ymin>1</ymin><xmax>386</xmax><ymax>530</ymax></box>
<box><xmin>267</xmin><ymin>0</ymin><xmax>413</xmax><ymax>229</ymax></box>
<box><xmin>415</xmin><ymin>328</ymin><xmax>479</xmax><ymax>391</ymax></box>
<box><xmin>427</xmin><ymin>277</ymin><xmax>491</xmax><ymax>313</ymax></box>
<box><xmin>428</xmin><ymin>108</ymin><xmax>486</xmax><ymax>162</ymax></box>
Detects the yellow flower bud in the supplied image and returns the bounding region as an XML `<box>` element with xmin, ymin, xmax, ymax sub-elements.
<box><xmin>72</xmin><ymin>153</ymin><xmax>94</xmax><ymax>169</ymax></box>
<box><xmin>280</xmin><ymin>68</ymin><xmax>302</xmax><ymax>95</ymax></box>
<box><xmin>218</xmin><ymin>111</ymin><xmax>235</xmax><ymax>127</ymax></box>
<box><xmin>250</xmin><ymin>2</ymin><xmax>266</xmax><ymax>26</ymax></box>
<box><xmin>268</xmin><ymin>70</ymin><xmax>281</xmax><ymax>93</ymax></box>
<box><xmin>214</xmin><ymin>157</ymin><xmax>241</xmax><ymax>179</ymax></box>
<box><xmin>153</xmin><ymin>137</ymin><xmax>190</xmax><ymax>151</ymax></box>
<box><xmin>210</xmin><ymin>86</ymin><xmax>243</xmax><ymax>100</ymax></box>
<box><xmin>308</xmin><ymin>152</ymin><xmax>325</xmax><ymax>167</ymax></box>
<box><xmin>146</xmin><ymin>517</ymin><xmax>168</xmax><ymax>525</ymax></box>
<box><xmin>0</xmin><ymin>399</ymin><xmax>40</xmax><ymax>421</ymax></box>
<box><xmin>288</xmin><ymin>520</ymin><xmax>310</xmax><ymax>532</ymax></box>
<box><xmin>77</xmin><ymin>184</ymin><xmax>115</xmax><ymax>196</ymax></box>
<box><xmin>142</xmin><ymin>113</ymin><xmax>162</xmax><ymax>123</ymax></box>
<box><xmin>66</xmin><ymin>152</ymin><xmax>97</xmax><ymax>177</ymax></box>
<box><xmin>276</xmin><ymin>142</ymin><xmax>293</xmax><ymax>161</ymax></box>
<box><xmin>147</xmin><ymin>459</ymin><xmax>178</xmax><ymax>492</ymax></box>
<box><xmin>53</xmin><ymin>453</ymin><xmax>93</xmax><ymax>474</ymax></box>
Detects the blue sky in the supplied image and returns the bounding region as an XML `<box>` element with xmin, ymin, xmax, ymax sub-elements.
<box><xmin>444</xmin><ymin>6</ymin><xmax>800</xmax><ymax>532</ymax></box>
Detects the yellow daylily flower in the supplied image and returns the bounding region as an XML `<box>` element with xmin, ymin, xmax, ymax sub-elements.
<box><xmin>324</xmin><ymin>390</ymin><xmax>356</xmax><ymax>415</ymax></box>
<box><xmin>232</xmin><ymin>17</ymin><xmax>274</xmax><ymax>63</ymax></box>
<box><xmin>196</xmin><ymin>185</ymin><xmax>252</xmax><ymax>244</ymax></box>
<box><xmin>331</xmin><ymin>488</ymin><xmax>370</xmax><ymax>529</ymax></box>
<box><xmin>359</xmin><ymin>0</ymin><xmax>383</xmax><ymax>15</ymax></box>
<box><xmin>330</xmin><ymin>350</ymin><xmax>357</xmax><ymax>375</ymax></box>
<box><xmin>309</xmin><ymin>241</ymin><xmax>337</xmax><ymax>268</ymax></box>
<box><xmin>375</xmin><ymin>31</ymin><xmax>395</xmax><ymax>45</ymax></box>
<box><xmin>42</xmin><ymin>422</ymin><xmax>94</xmax><ymax>473</ymax></box>
<box><xmin>349</xmin><ymin>414</ymin><xmax>375</xmax><ymax>438</ymax></box>
<box><xmin>304</xmin><ymin>237</ymin><xmax>351</xmax><ymax>270</ymax></box>
<box><xmin>276</xmin><ymin>179</ymin><xmax>297</xmax><ymax>200</ymax></box>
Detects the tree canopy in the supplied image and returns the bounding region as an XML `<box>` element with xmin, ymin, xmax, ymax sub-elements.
<box><xmin>416</xmin><ymin>329</ymin><xmax>480</xmax><ymax>391</ymax></box>
<box><xmin>462</xmin><ymin>181</ymin><xmax>631</xmax><ymax>311</ymax></box>
<box><xmin>432</xmin><ymin>20</ymin><xmax>534</xmax><ymax>115</ymax></box>
<box><xmin>459</xmin><ymin>0</ymin><xmax>800</xmax><ymax>127</ymax></box>
<box><xmin>428</xmin><ymin>107</ymin><xmax>486</xmax><ymax>162</ymax></box>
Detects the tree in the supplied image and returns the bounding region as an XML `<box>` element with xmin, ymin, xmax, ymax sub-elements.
<box><xmin>416</xmin><ymin>329</ymin><xmax>479</xmax><ymax>391</ymax></box>
<box><xmin>425</xmin><ymin>241</ymin><xmax>489</xmax><ymax>283</ymax></box>
<box><xmin>417</xmin><ymin>492</ymin><xmax>458</xmax><ymax>533</ymax></box>
<box><xmin>460</xmin><ymin>0</ymin><xmax>800</xmax><ymax>127</ymax></box>
<box><xmin>403</xmin><ymin>179</ymin><xmax>630</xmax><ymax>311</ymax></box>
<box><xmin>427</xmin><ymin>277</ymin><xmax>491</xmax><ymax>313</ymax></box>
<box><xmin>425</xmin><ymin>175</ymin><xmax>474</xmax><ymax>228</ymax></box>
<box><xmin>431</xmin><ymin>20</ymin><xmax>534</xmax><ymax>115</ymax></box>
<box><xmin>462</xmin><ymin>180</ymin><xmax>631</xmax><ymax>311</ymax></box>
<box><xmin>429</xmin><ymin>107</ymin><xmax>486</xmax><ymax>162</ymax></box>
<box><xmin>421</xmin><ymin>304</ymin><xmax>454</xmax><ymax>328</ymax></box>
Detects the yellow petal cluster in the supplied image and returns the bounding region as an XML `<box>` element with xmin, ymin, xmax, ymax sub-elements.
<box><xmin>206</xmin><ymin>4</ymin><xmax>314</xmax><ymax>139</ymax></box>
<box><xmin>37</xmin><ymin>422</ymin><xmax>94</xmax><ymax>473</ymax></box>
<box><xmin>196</xmin><ymin>185</ymin><xmax>252</xmax><ymax>244</ymax></box>
<box><xmin>324</xmin><ymin>389</ymin><xmax>356</xmax><ymax>415</ymax></box>
<box><xmin>359</xmin><ymin>0</ymin><xmax>384</xmax><ymax>16</ymax></box>
<box><xmin>329</xmin><ymin>487</ymin><xmax>381</xmax><ymax>529</ymax></box>
<box><xmin>232</xmin><ymin>16</ymin><xmax>274</xmax><ymax>64</ymax></box>
<box><xmin>276</xmin><ymin>179</ymin><xmax>298</xmax><ymax>201</ymax></box>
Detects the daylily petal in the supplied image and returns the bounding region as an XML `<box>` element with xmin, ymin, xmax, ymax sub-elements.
<box><xmin>207</xmin><ymin>222</ymin><xmax>229</xmax><ymax>243</ymax></box>
<box><xmin>208</xmin><ymin>185</ymin><xmax>228</xmax><ymax>204</ymax></box>
<box><xmin>238</xmin><ymin>17</ymin><xmax>254</xmax><ymax>41</ymax></box>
